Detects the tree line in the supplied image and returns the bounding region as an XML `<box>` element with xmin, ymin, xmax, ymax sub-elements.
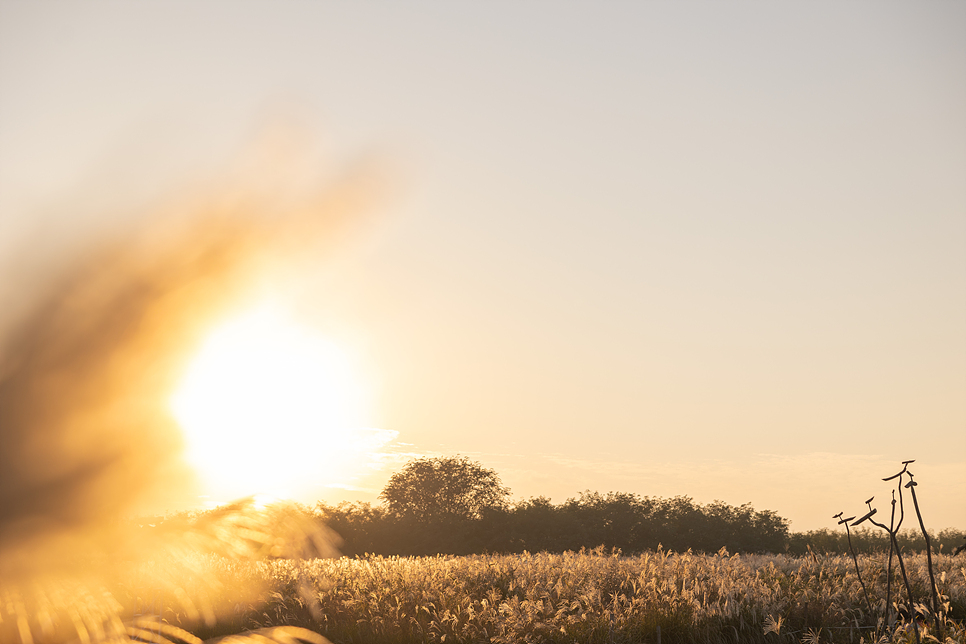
<box><xmin>314</xmin><ymin>455</ymin><xmax>788</xmax><ymax>556</ymax></box>
<box><xmin>137</xmin><ymin>456</ymin><xmax>965</xmax><ymax>558</ymax></box>
<box><xmin>315</xmin><ymin>490</ymin><xmax>791</xmax><ymax>557</ymax></box>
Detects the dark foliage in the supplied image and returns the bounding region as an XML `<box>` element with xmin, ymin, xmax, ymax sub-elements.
<box><xmin>347</xmin><ymin>457</ymin><xmax>795</xmax><ymax>556</ymax></box>
<box><xmin>787</xmin><ymin>526</ymin><xmax>966</xmax><ymax>556</ymax></box>
<box><xmin>315</xmin><ymin>496</ymin><xmax>966</xmax><ymax>559</ymax></box>
<box><xmin>315</xmin><ymin>490</ymin><xmax>791</xmax><ymax>557</ymax></box>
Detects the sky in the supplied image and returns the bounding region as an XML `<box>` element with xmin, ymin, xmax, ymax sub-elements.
<box><xmin>0</xmin><ymin>1</ymin><xmax>963</xmax><ymax>532</ymax></box>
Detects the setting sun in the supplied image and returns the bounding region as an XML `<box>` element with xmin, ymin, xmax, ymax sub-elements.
<box><xmin>170</xmin><ymin>303</ymin><xmax>371</xmax><ymax>501</ymax></box>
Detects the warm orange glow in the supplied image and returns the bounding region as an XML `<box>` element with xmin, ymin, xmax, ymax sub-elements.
<box><xmin>171</xmin><ymin>303</ymin><xmax>369</xmax><ymax>500</ymax></box>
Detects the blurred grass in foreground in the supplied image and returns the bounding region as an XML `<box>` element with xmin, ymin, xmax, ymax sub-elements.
<box><xmin>0</xmin><ymin>132</ymin><xmax>382</xmax><ymax>644</ymax></box>
<box><xmin>0</xmin><ymin>497</ymin><xmax>339</xmax><ymax>643</ymax></box>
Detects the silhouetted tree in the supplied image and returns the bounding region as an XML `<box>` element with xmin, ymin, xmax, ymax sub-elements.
<box><xmin>380</xmin><ymin>456</ymin><xmax>510</xmax><ymax>524</ymax></box>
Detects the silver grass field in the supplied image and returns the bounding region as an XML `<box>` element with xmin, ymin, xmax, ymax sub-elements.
<box><xmin>3</xmin><ymin>520</ymin><xmax>965</xmax><ymax>644</ymax></box>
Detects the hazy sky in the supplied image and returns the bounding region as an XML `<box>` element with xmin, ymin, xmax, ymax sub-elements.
<box><xmin>1</xmin><ymin>1</ymin><xmax>964</xmax><ymax>531</ymax></box>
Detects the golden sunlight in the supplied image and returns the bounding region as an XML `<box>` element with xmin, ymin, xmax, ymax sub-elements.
<box><xmin>170</xmin><ymin>303</ymin><xmax>369</xmax><ymax>500</ymax></box>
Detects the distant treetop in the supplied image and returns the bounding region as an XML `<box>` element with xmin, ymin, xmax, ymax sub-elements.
<box><xmin>380</xmin><ymin>456</ymin><xmax>510</xmax><ymax>524</ymax></box>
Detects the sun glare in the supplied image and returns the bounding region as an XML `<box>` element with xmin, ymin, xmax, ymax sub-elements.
<box><xmin>170</xmin><ymin>304</ymin><xmax>371</xmax><ymax>501</ymax></box>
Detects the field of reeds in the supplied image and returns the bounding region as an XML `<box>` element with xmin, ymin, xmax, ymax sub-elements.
<box><xmin>6</xmin><ymin>536</ymin><xmax>964</xmax><ymax>644</ymax></box>
<box><xmin>187</xmin><ymin>548</ymin><xmax>966</xmax><ymax>644</ymax></box>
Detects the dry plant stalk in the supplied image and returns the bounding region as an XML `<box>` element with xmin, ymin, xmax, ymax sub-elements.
<box><xmin>846</xmin><ymin>459</ymin><xmax>956</xmax><ymax>644</ymax></box>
